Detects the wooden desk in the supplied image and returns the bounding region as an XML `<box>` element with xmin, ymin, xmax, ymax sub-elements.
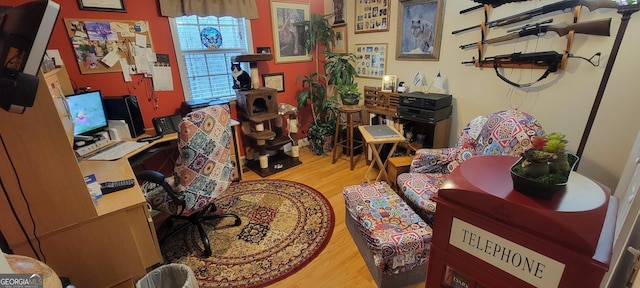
<box><xmin>358</xmin><ymin>125</ymin><xmax>406</xmax><ymax>183</ymax></box>
<box><xmin>0</xmin><ymin>67</ymin><xmax>242</xmax><ymax>287</ymax></box>
<box><xmin>80</xmin><ymin>133</ymin><xmax>178</xmax><ymax>215</ymax></box>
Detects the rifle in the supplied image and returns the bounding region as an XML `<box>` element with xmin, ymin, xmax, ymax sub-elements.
<box><xmin>460</xmin><ymin>4</ymin><xmax>484</xmax><ymax>14</ymax></box>
<box><xmin>452</xmin><ymin>0</ymin><xmax>620</xmax><ymax>35</ymax></box>
<box><xmin>459</xmin><ymin>18</ymin><xmax>611</xmax><ymax>49</ymax></box>
<box><xmin>462</xmin><ymin>51</ymin><xmax>566</xmax><ymax>87</ymax></box>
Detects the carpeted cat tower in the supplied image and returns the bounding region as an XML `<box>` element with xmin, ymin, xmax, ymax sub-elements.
<box><xmin>231</xmin><ymin>54</ymin><xmax>301</xmax><ymax>177</ymax></box>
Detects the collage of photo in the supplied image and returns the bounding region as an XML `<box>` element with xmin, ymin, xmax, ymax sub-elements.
<box><xmin>355</xmin><ymin>0</ymin><xmax>389</xmax><ymax>33</ymax></box>
<box><xmin>355</xmin><ymin>44</ymin><xmax>386</xmax><ymax>78</ymax></box>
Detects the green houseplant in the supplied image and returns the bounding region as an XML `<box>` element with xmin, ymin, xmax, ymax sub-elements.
<box><xmin>295</xmin><ymin>13</ymin><xmax>338</xmax><ymax>155</ymax></box>
<box><xmin>324</xmin><ymin>51</ymin><xmax>361</xmax><ymax>106</ymax></box>
<box><xmin>336</xmin><ymin>83</ymin><xmax>362</xmax><ymax>106</ymax></box>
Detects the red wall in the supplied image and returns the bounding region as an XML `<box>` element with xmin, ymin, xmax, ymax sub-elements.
<box><xmin>8</xmin><ymin>0</ymin><xmax>322</xmax><ymax>138</ymax></box>
<box><xmin>251</xmin><ymin>0</ymin><xmax>325</xmax><ymax>135</ymax></box>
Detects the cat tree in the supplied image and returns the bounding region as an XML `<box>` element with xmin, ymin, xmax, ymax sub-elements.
<box><xmin>231</xmin><ymin>54</ymin><xmax>301</xmax><ymax>177</ymax></box>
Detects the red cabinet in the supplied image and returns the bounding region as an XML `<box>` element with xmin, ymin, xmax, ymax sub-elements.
<box><xmin>426</xmin><ymin>155</ymin><xmax>617</xmax><ymax>288</ymax></box>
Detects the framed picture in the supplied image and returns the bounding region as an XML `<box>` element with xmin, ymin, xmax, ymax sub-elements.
<box><xmin>333</xmin><ymin>0</ymin><xmax>346</xmax><ymax>26</ymax></box>
<box><xmin>263</xmin><ymin>73</ymin><xmax>285</xmax><ymax>92</ymax></box>
<box><xmin>332</xmin><ymin>25</ymin><xmax>347</xmax><ymax>54</ymax></box>
<box><xmin>270</xmin><ymin>1</ymin><xmax>311</xmax><ymax>64</ymax></box>
<box><xmin>77</xmin><ymin>0</ymin><xmax>126</xmax><ymax>12</ymax></box>
<box><xmin>381</xmin><ymin>75</ymin><xmax>397</xmax><ymax>92</ymax></box>
<box><xmin>355</xmin><ymin>0</ymin><xmax>390</xmax><ymax>34</ymax></box>
<box><xmin>257</xmin><ymin>47</ymin><xmax>272</xmax><ymax>54</ymax></box>
<box><xmin>396</xmin><ymin>0</ymin><xmax>444</xmax><ymax>61</ymax></box>
<box><xmin>355</xmin><ymin>43</ymin><xmax>387</xmax><ymax>79</ymax></box>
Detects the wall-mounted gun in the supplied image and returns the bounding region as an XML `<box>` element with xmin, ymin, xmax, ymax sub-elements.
<box><xmin>459</xmin><ymin>18</ymin><xmax>611</xmax><ymax>49</ymax></box>
<box><xmin>461</xmin><ymin>50</ymin><xmax>601</xmax><ymax>87</ymax></box>
<box><xmin>451</xmin><ymin>0</ymin><xmax>620</xmax><ymax>35</ymax></box>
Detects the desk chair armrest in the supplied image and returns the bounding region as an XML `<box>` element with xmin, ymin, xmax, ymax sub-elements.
<box><xmin>135</xmin><ymin>170</ymin><xmax>186</xmax><ymax>213</ymax></box>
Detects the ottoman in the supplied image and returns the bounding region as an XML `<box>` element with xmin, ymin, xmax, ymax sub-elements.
<box><xmin>343</xmin><ymin>182</ymin><xmax>432</xmax><ymax>288</ymax></box>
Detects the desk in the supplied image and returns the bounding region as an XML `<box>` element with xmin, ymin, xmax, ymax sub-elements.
<box><xmin>79</xmin><ymin>133</ymin><xmax>177</xmax><ymax>214</ymax></box>
<box><xmin>358</xmin><ymin>125</ymin><xmax>406</xmax><ymax>183</ymax></box>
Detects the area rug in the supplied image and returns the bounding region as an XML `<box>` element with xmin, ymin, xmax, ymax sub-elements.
<box><xmin>162</xmin><ymin>179</ymin><xmax>335</xmax><ymax>287</ymax></box>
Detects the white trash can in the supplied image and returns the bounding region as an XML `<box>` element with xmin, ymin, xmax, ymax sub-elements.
<box><xmin>136</xmin><ymin>263</ymin><xmax>198</xmax><ymax>288</ymax></box>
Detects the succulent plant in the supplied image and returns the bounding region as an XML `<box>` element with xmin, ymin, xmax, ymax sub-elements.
<box><xmin>543</xmin><ymin>132</ymin><xmax>568</xmax><ymax>153</ymax></box>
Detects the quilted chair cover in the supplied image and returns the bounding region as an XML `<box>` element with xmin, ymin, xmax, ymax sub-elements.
<box><xmin>397</xmin><ymin>110</ymin><xmax>544</xmax><ymax>221</ymax></box>
<box><xmin>343</xmin><ymin>182</ymin><xmax>432</xmax><ymax>274</ymax></box>
<box><xmin>143</xmin><ymin>105</ymin><xmax>235</xmax><ymax>216</ymax></box>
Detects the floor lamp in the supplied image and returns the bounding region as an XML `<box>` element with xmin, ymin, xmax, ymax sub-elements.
<box><xmin>575</xmin><ymin>4</ymin><xmax>640</xmax><ymax>169</ymax></box>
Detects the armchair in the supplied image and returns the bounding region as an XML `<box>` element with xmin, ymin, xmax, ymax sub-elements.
<box><xmin>137</xmin><ymin>105</ymin><xmax>241</xmax><ymax>257</ymax></box>
<box><xmin>397</xmin><ymin>109</ymin><xmax>544</xmax><ymax>222</ymax></box>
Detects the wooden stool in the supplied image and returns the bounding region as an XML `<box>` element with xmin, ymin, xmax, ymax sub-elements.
<box><xmin>332</xmin><ymin>107</ymin><xmax>363</xmax><ymax>170</ymax></box>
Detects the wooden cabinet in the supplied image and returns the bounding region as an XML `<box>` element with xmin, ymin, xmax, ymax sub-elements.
<box><xmin>426</xmin><ymin>155</ymin><xmax>616</xmax><ymax>288</ymax></box>
<box><xmin>363</xmin><ymin>86</ymin><xmax>452</xmax><ymax>151</ymax></box>
<box><xmin>397</xmin><ymin>116</ymin><xmax>451</xmax><ymax>149</ymax></box>
<box><xmin>0</xmin><ymin>68</ymin><xmax>162</xmax><ymax>287</ymax></box>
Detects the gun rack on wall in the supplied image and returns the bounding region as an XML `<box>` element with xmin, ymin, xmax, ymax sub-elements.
<box><xmin>469</xmin><ymin>4</ymin><xmax>583</xmax><ymax>70</ymax></box>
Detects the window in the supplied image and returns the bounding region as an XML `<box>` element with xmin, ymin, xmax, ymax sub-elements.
<box><xmin>170</xmin><ymin>15</ymin><xmax>252</xmax><ymax>102</ymax></box>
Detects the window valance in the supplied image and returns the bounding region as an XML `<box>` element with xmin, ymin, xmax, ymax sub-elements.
<box><xmin>159</xmin><ymin>0</ymin><xmax>258</xmax><ymax>19</ymax></box>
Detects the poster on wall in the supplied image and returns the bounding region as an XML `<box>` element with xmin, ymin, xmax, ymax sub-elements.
<box><xmin>355</xmin><ymin>43</ymin><xmax>387</xmax><ymax>79</ymax></box>
<box><xmin>396</xmin><ymin>0</ymin><xmax>444</xmax><ymax>60</ymax></box>
<box><xmin>270</xmin><ymin>1</ymin><xmax>311</xmax><ymax>64</ymax></box>
<box><xmin>355</xmin><ymin>0</ymin><xmax>390</xmax><ymax>34</ymax></box>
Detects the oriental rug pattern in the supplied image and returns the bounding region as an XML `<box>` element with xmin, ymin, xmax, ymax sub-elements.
<box><xmin>162</xmin><ymin>179</ymin><xmax>335</xmax><ymax>287</ymax></box>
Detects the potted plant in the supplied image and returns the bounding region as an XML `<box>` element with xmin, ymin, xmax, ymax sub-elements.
<box><xmin>511</xmin><ymin>132</ymin><xmax>578</xmax><ymax>199</ymax></box>
<box><xmin>324</xmin><ymin>51</ymin><xmax>361</xmax><ymax>108</ymax></box>
<box><xmin>295</xmin><ymin>13</ymin><xmax>338</xmax><ymax>155</ymax></box>
<box><xmin>336</xmin><ymin>83</ymin><xmax>362</xmax><ymax>107</ymax></box>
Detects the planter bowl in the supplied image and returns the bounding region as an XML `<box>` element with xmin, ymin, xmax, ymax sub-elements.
<box><xmin>510</xmin><ymin>153</ymin><xmax>579</xmax><ymax>199</ymax></box>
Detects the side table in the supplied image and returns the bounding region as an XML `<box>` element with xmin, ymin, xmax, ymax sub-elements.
<box><xmin>387</xmin><ymin>156</ymin><xmax>413</xmax><ymax>189</ymax></box>
<box><xmin>358</xmin><ymin>125</ymin><xmax>405</xmax><ymax>184</ymax></box>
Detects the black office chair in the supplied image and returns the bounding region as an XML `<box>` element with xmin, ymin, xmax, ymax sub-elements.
<box><xmin>136</xmin><ymin>105</ymin><xmax>241</xmax><ymax>257</ymax></box>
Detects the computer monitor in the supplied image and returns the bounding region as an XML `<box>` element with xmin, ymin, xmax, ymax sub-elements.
<box><xmin>66</xmin><ymin>90</ymin><xmax>109</xmax><ymax>138</ymax></box>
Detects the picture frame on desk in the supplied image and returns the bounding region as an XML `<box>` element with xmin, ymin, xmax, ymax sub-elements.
<box><xmin>381</xmin><ymin>75</ymin><xmax>396</xmax><ymax>92</ymax></box>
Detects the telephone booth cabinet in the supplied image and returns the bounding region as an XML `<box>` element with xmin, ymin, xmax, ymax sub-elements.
<box><xmin>426</xmin><ymin>155</ymin><xmax>617</xmax><ymax>288</ymax></box>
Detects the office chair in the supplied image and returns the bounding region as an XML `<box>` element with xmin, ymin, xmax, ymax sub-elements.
<box><xmin>136</xmin><ymin>105</ymin><xmax>241</xmax><ymax>257</ymax></box>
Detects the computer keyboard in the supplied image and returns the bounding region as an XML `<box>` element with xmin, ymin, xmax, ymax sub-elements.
<box><xmin>86</xmin><ymin>141</ymin><xmax>148</xmax><ymax>161</ymax></box>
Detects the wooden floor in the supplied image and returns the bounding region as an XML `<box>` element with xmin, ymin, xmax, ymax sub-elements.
<box><xmin>242</xmin><ymin>147</ymin><xmax>425</xmax><ymax>288</ymax></box>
